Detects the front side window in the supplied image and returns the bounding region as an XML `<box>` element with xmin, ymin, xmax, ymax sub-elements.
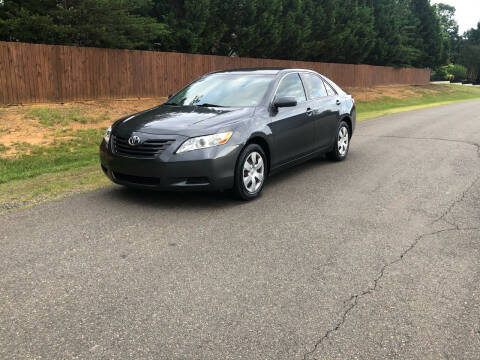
<box><xmin>275</xmin><ymin>73</ymin><xmax>307</xmax><ymax>103</ymax></box>
<box><xmin>166</xmin><ymin>74</ymin><xmax>275</xmax><ymax>107</ymax></box>
<box><xmin>303</xmin><ymin>73</ymin><xmax>328</xmax><ymax>99</ymax></box>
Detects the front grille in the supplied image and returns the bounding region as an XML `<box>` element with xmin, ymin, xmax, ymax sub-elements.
<box><xmin>112</xmin><ymin>135</ymin><xmax>175</xmax><ymax>159</ymax></box>
<box><xmin>113</xmin><ymin>172</ymin><xmax>160</xmax><ymax>185</ymax></box>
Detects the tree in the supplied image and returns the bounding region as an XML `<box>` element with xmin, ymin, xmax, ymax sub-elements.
<box><xmin>221</xmin><ymin>0</ymin><xmax>283</xmax><ymax>58</ymax></box>
<box><xmin>0</xmin><ymin>0</ymin><xmax>454</xmax><ymax>69</ymax></box>
<box><xmin>0</xmin><ymin>0</ymin><xmax>65</xmax><ymax>44</ymax></box>
<box><xmin>460</xmin><ymin>23</ymin><xmax>480</xmax><ymax>81</ymax></box>
<box><xmin>366</xmin><ymin>0</ymin><xmax>419</xmax><ymax>66</ymax></box>
<box><xmin>55</xmin><ymin>0</ymin><xmax>168</xmax><ymax>49</ymax></box>
<box><xmin>151</xmin><ymin>0</ymin><xmax>227</xmax><ymax>54</ymax></box>
<box><xmin>433</xmin><ymin>3</ymin><xmax>460</xmax><ymax>62</ymax></box>
<box><xmin>271</xmin><ymin>0</ymin><xmax>313</xmax><ymax>60</ymax></box>
<box><xmin>409</xmin><ymin>0</ymin><xmax>446</xmax><ymax>68</ymax></box>
<box><xmin>0</xmin><ymin>0</ymin><xmax>168</xmax><ymax>49</ymax></box>
<box><xmin>309</xmin><ymin>0</ymin><xmax>375</xmax><ymax>64</ymax></box>
<box><xmin>464</xmin><ymin>22</ymin><xmax>480</xmax><ymax>44</ymax></box>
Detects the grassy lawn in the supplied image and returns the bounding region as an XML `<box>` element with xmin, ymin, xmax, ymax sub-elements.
<box><xmin>1</xmin><ymin>128</ymin><xmax>103</xmax><ymax>183</ymax></box>
<box><xmin>1</xmin><ymin>85</ymin><xmax>480</xmax><ymax>212</ymax></box>
<box><xmin>0</xmin><ymin>165</ymin><xmax>110</xmax><ymax>212</ymax></box>
<box><xmin>354</xmin><ymin>84</ymin><xmax>480</xmax><ymax>120</ymax></box>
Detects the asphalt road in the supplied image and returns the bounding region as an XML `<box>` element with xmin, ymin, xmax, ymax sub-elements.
<box><xmin>1</xmin><ymin>101</ymin><xmax>480</xmax><ymax>359</ymax></box>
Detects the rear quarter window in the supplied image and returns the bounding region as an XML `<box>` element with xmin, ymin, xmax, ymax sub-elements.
<box><xmin>303</xmin><ymin>73</ymin><xmax>328</xmax><ymax>99</ymax></box>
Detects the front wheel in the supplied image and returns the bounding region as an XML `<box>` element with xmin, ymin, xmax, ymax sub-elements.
<box><xmin>233</xmin><ymin>144</ymin><xmax>267</xmax><ymax>200</ymax></box>
<box><xmin>327</xmin><ymin>121</ymin><xmax>350</xmax><ymax>161</ymax></box>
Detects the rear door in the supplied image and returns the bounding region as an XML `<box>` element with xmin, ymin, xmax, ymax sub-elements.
<box><xmin>269</xmin><ymin>73</ymin><xmax>315</xmax><ymax>167</ymax></box>
<box><xmin>301</xmin><ymin>73</ymin><xmax>340</xmax><ymax>149</ymax></box>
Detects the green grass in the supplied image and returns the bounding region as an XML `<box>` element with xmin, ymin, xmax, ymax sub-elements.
<box><xmin>356</xmin><ymin>84</ymin><xmax>480</xmax><ymax>121</ymax></box>
<box><xmin>0</xmin><ymin>143</ymin><xmax>8</xmax><ymax>154</ymax></box>
<box><xmin>0</xmin><ymin>128</ymin><xmax>104</xmax><ymax>183</ymax></box>
<box><xmin>26</xmin><ymin>107</ymin><xmax>110</xmax><ymax>126</ymax></box>
<box><xmin>0</xmin><ymin>165</ymin><xmax>110</xmax><ymax>214</ymax></box>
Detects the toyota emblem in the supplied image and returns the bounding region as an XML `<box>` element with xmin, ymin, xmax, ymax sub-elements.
<box><xmin>128</xmin><ymin>135</ymin><xmax>141</xmax><ymax>146</ymax></box>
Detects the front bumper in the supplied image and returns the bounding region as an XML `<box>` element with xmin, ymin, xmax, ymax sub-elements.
<box><xmin>99</xmin><ymin>138</ymin><xmax>241</xmax><ymax>191</ymax></box>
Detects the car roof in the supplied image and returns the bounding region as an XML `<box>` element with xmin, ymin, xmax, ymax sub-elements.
<box><xmin>209</xmin><ymin>68</ymin><xmax>318</xmax><ymax>76</ymax></box>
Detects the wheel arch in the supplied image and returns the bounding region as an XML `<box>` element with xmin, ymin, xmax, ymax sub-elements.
<box><xmin>244</xmin><ymin>135</ymin><xmax>271</xmax><ymax>174</ymax></box>
<box><xmin>340</xmin><ymin>115</ymin><xmax>353</xmax><ymax>138</ymax></box>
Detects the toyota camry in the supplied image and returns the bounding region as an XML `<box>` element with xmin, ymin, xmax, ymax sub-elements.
<box><xmin>100</xmin><ymin>68</ymin><xmax>356</xmax><ymax>200</ymax></box>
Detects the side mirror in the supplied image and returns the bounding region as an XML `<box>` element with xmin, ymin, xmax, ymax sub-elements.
<box><xmin>168</xmin><ymin>94</ymin><xmax>173</xmax><ymax>99</ymax></box>
<box><xmin>273</xmin><ymin>96</ymin><xmax>297</xmax><ymax>108</ymax></box>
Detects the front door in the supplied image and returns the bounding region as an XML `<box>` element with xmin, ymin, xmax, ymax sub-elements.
<box><xmin>269</xmin><ymin>73</ymin><xmax>315</xmax><ymax>167</ymax></box>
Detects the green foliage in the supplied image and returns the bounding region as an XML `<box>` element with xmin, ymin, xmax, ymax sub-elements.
<box><xmin>408</xmin><ymin>0</ymin><xmax>447</xmax><ymax>68</ymax></box>
<box><xmin>0</xmin><ymin>0</ymin><xmax>464</xmax><ymax>68</ymax></box>
<box><xmin>460</xmin><ymin>23</ymin><xmax>480</xmax><ymax>82</ymax></box>
<box><xmin>0</xmin><ymin>0</ymin><xmax>168</xmax><ymax>49</ymax></box>
<box><xmin>448</xmin><ymin>64</ymin><xmax>467</xmax><ymax>81</ymax></box>
<box><xmin>433</xmin><ymin>3</ymin><xmax>460</xmax><ymax>62</ymax></box>
<box><xmin>0</xmin><ymin>128</ymin><xmax>104</xmax><ymax>183</ymax></box>
<box><xmin>431</xmin><ymin>64</ymin><xmax>467</xmax><ymax>81</ymax></box>
<box><xmin>459</xmin><ymin>44</ymin><xmax>480</xmax><ymax>82</ymax></box>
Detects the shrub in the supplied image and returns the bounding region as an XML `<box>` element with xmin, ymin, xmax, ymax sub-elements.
<box><xmin>449</xmin><ymin>64</ymin><xmax>468</xmax><ymax>81</ymax></box>
<box><xmin>431</xmin><ymin>64</ymin><xmax>468</xmax><ymax>81</ymax></box>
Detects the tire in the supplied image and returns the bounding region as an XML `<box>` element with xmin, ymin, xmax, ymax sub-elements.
<box><xmin>327</xmin><ymin>121</ymin><xmax>350</xmax><ymax>161</ymax></box>
<box><xmin>233</xmin><ymin>144</ymin><xmax>267</xmax><ymax>200</ymax></box>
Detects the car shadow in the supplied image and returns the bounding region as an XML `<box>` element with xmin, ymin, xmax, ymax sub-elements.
<box><xmin>101</xmin><ymin>154</ymin><xmax>340</xmax><ymax>208</ymax></box>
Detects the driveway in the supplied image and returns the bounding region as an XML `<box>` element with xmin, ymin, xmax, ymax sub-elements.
<box><xmin>1</xmin><ymin>101</ymin><xmax>479</xmax><ymax>359</ymax></box>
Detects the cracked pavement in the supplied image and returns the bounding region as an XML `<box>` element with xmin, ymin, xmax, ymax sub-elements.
<box><xmin>1</xmin><ymin>100</ymin><xmax>480</xmax><ymax>359</ymax></box>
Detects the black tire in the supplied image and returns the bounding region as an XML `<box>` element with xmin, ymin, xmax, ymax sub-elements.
<box><xmin>233</xmin><ymin>144</ymin><xmax>267</xmax><ymax>200</ymax></box>
<box><xmin>327</xmin><ymin>121</ymin><xmax>350</xmax><ymax>161</ymax></box>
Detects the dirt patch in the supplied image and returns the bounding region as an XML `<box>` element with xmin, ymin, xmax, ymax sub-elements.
<box><xmin>0</xmin><ymin>97</ymin><xmax>166</xmax><ymax>157</ymax></box>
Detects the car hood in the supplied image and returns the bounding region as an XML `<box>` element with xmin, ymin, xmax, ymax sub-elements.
<box><xmin>113</xmin><ymin>105</ymin><xmax>254</xmax><ymax>136</ymax></box>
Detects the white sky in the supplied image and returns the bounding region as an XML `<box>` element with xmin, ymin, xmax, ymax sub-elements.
<box><xmin>431</xmin><ymin>0</ymin><xmax>480</xmax><ymax>33</ymax></box>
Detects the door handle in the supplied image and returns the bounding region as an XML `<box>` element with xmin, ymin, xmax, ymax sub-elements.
<box><xmin>306</xmin><ymin>108</ymin><xmax>313</xmax><ymax>116</ymax></box>
<box><xmin>336</xmin><ymin>99</ymin><xmax>341</xmax><ymax>105</ymax></box>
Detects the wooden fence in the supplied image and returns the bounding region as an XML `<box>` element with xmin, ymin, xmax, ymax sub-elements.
<box><xmin>0</xmin><ymin>41</ymin><xmax>430</xmax><ymax>104</ymax></box>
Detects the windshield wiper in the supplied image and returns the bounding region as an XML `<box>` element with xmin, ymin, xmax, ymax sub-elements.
<box><xmin>165</xmin><ymin>102</ymin><xmax>180</xmax><ymax>106</ymax></box>
<box><xmin>195</xmin><ymin>103</ymin><xmax>224</xmax><ymax>107</ymax></box>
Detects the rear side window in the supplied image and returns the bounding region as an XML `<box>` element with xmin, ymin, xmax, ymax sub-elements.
<box><xmin>323</xmin><ymin>80</ymin><xmax>337</xmax><ymax>96</ymax></box>
<box><xmin>275</xmin><ymin>73</ymin><xmax>307</xmax><ymax>103</ymax></box>
<box><xmin>303</xmin><ymin>73</ymin><xmax>328</xmax><ymax>99</ymax></box>
<box><xmin>322</xmin><ymin>76</ymin><xmax>344</xmax><ymax>95</ymax></box>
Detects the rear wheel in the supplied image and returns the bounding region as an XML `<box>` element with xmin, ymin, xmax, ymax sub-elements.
<box><xmin>327</xmin><ymin>121</ymin><xmax>350</xmax><ymax>161</ymax></box>
<box><xmin>233</xmin><ymin>144</ymin><xmax>267</xmax><ymax>200</ymax></box>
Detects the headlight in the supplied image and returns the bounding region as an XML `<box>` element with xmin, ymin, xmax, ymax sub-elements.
<box><xmin>104</xmin><ymin>126</ymin><xmax>112</xmax><ymax>144</ymax></box>
<box><xmin>176</xmin><ymin>131</ymin><xmax>233</xmax><ymax>153</ymax></box>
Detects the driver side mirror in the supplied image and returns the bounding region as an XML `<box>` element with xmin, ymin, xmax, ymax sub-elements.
<box><xmin>273</xmin><ymin>96</ymin><xmax>297</xmax><ymax>108</ymax></box>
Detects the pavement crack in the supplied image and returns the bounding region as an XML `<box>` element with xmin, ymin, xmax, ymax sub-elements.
<box><xmin>303</xmin><ymin>158</ymin><xmax>480</xmax><ymax>359</ymax></box>
<box><xmin>431</xmin><ymin>176</ymin><xmax>480</xmax><ymax>230</ymax></box>
<box><xmin>303</xmin><ymin>227</ymin><xmax>456</xmax><ymax>360</ymax></box>
<box><xmin>357</xmin><ymin>134</ymin><xmax>480</xmax><ymax>230</ymax></box>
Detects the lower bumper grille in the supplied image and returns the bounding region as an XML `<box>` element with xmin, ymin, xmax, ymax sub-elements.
<box><xmin>113</xmin><ymin>172</ymin><xmax>160</xmax><ymax>185</ymax></box>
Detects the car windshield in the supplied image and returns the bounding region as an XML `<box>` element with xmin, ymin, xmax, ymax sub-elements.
<box><xmin>166</xmin><ymin>74</ymin><xmax>275</xmax><ymax>107</ymax></box>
